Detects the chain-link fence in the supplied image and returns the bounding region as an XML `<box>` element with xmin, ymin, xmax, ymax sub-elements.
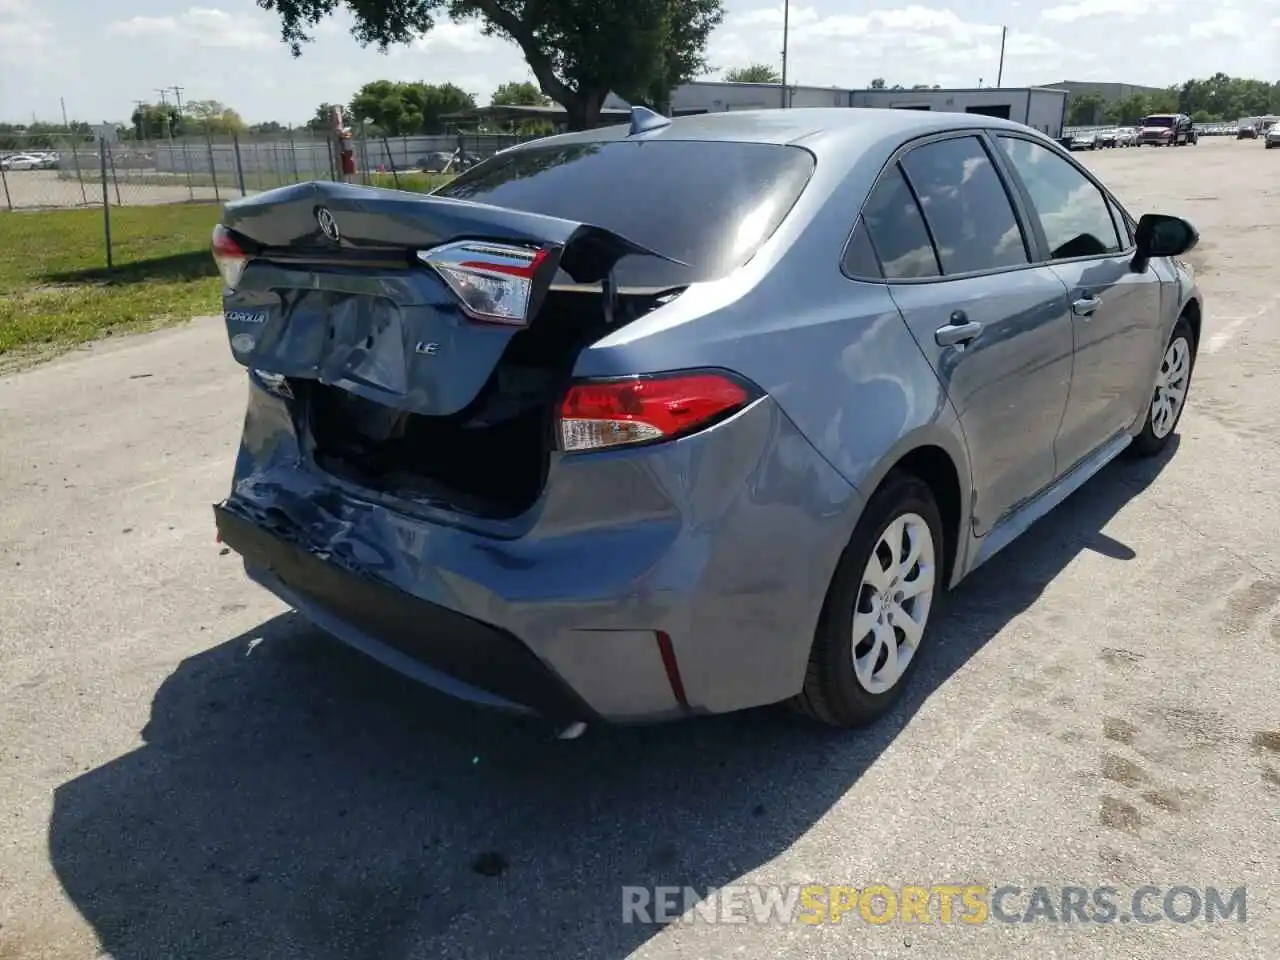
<box><xmin>0</xmin><ymin>127</ymin><xmax>545</xmax><ymax>213</ymax></box>
<box><xmin>0</xmin><ymin>125</ymin><xmax>547</xmax><ymax>273</ymax></box>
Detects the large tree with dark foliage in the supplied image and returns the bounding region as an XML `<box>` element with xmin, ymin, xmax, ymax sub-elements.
<box><xmin>257</xmin><ymin>0</ymin><xmax>724</xmax><ymax>129</ymax></box>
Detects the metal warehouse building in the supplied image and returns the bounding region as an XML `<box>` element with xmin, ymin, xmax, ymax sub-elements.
<box><xmin>605</xmin><ymin>82</ymin><xmax>1070</xmax><ymax>139</ymax></box>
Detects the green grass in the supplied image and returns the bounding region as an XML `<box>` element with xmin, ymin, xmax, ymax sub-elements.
<box><xmin>0</xmin><ymin>203</ymin><xmax>223</xmax><ymax>361</ymax></box>
<box><xmin>0</xmin><ymin>174</ymin><xmax>456</xmax><ymax>366</ymax></box>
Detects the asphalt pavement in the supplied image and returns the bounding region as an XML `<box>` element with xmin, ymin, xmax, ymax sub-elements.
<box><xmin>0</xmin><ymin>136</ymin><xmax>1277</xmax><ymax>960</ymax></box>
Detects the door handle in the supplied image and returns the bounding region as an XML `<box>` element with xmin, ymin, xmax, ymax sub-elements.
<box><xmin>935</xmin><ymin>319</ymin><xmax>984</xmax><ymax>347</ymax></box>
<box><xmin>1072</xmin><ymin>295</ymin><xmax>1101</xmax><ymax>318</ymax></box>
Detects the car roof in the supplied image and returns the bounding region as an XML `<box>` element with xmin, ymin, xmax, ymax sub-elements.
<box><xmin>515</xmin><ymin>107</ymin><xmax>1058</xmax><ymax>158</ymax></box>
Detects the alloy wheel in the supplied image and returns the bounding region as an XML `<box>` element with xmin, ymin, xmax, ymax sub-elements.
<box><xmin>1151</xmin><ymin>335</ymin><xmax>1191</xmax><ymax>439</ymax></box>
<box><xmin>851</xmin><ymin>513</ymin><xmax>936</xmax><ymax>694</ymax></box>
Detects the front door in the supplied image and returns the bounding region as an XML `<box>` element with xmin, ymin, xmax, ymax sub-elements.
<box><xmin>991</xmin><ymin>133</ymin><xmax>1161</xmax><ymax>472</ymax></box>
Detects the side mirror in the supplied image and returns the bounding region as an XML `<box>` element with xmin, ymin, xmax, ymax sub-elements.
<box><xmin>1134</xmin><ymin>213</ymin><xmax>1199</xmax><ymax>258</ymax></box>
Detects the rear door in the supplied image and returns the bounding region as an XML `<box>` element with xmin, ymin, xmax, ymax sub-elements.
<box><xmin>853</xmin><ymin>132</ymin><xmax>1075</xmax><ymax>536</ymax></box>
<box><xmin>991</xmin><ymin>134</ymin><xmax>1161</xmax><ymax>473</ymax></box>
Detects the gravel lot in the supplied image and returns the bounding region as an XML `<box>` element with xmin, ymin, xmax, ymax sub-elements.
<box><xmin>1</xmin><ymin>136</ymin><xmax>1277</xmax><ymax>960</ymax></box>
<box><xmin>2</xmin><ymin>169</ymin><xmax>227</xmax><ymax>209</ymax></box>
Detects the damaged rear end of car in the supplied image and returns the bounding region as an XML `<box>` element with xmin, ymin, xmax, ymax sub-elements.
<box><xmin>215</xmin><ymin>181</ymin><xmax>692</xmax><ymax>520</ymax></box>
<box><xmin>213</xmin><ymin>138</ymin><xmax>854</xmax><ymax>726</ymax></box>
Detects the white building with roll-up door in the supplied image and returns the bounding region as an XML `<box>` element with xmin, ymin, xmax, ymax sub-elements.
<box><xmin>604</xmin><ymin>82</ymin><xmax>1070</xmax><ymax>139</ymax></box>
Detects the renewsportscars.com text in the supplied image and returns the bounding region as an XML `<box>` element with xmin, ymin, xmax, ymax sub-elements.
<box><xmin>622</xmin><ymin>884</ymin><xmax>1247</xmax><ymax>926</ymax></box>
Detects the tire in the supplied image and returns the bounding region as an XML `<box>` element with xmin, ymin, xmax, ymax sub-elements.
<box><xmin>793</xmin><ymin>470</ymin><xmax>945</xmax><ymax>728</ymax></box>
<box><xmin>1130</xmin><ymin>316</ymin><xmax>1196</xmax><ymax>458</ymax></box>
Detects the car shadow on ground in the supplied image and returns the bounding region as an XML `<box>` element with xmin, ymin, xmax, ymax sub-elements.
<box><xmin>49</xmin><ymin>440</ymin><xmax>1177</xmax><ymax>960</ymax></box>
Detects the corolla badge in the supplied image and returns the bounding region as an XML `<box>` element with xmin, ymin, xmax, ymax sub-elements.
<box><xmin>226</xmin><ymin>309</ymin><xmax>267</xmax><ymax>324</ymax></box>
<box><xmin>316</xmin><ymin>206</ymin><xmax>340</xmax><ymax>242</ymax></box>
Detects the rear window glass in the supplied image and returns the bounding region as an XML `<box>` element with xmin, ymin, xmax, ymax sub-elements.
<box><xmin>1141</xmin><ymin>116</ymin><xmax>1173</xmax><ymax>127</ymax></box>
<box><xmin>860</xmin><ymin>166</ymin><xmax>941</xmax><ymax>279</ymax></box>
<box><xmin>432</xmin><ymin>140</ymin><xmax>816</xmax><ymax>287</ymax></box>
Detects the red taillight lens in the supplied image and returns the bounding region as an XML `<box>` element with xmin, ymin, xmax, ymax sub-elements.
<box><xmin>211</xmin><ymin>224</ymin><xmax>248</xmax><ymax>290</ymax></box>
<box><xmin>558</xmin><ymin>371</ymin><xmax>756</xmax><ymax>452</ymax></box>
<box><xmin>417</xmin><ymin>240</ymin><xmax>550</xmax><ymax>326</ymax></box>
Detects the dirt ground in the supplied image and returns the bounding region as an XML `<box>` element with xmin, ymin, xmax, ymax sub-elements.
<box><xmin>1</xmin><ymin>169</ymin><xmax>228</xmax><ymax>209</ymax></box>
<box><xmin>0</xmin><ymin>135</ymin><xmax>1277</xmax><ymax>960</ymax></box>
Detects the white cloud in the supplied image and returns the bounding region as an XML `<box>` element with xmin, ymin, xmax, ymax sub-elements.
<box><xmin>107</xmin><ymin>7</ymin><xmax>274</xmax><ymax>50</ymax></box>
<box><xmin>709</xmin><ymin>4</ymin><xmax>1062</xmax><ymax>88</ymax></box>
<box><xmin>0</xmin><ymin>0</ymin><xmax>54</xmax><ymax>66</ymax></box>
<box><xmin>4</xmin><ymin>0</ymin><xmax>1278</xmax><ymax>126</ymax></box>
<box><xmin>1189</xmin><ymin>10</ymin><xmax>1249</xmax><ymax>40</ymax></box>
<box><xmin>1041</xmin><ymin>0</ymin><xmax>1138</xmax><ymax>23</ymax></box>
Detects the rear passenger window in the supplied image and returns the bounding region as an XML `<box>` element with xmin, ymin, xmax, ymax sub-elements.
<box><xmin>842</xmin><ymin>216</ymin><xmax>882</xmax><ymax>278</ymax></box>
<box><xmin>899</xmin><ymin>136</ymin><xmax>1029</xmax><ymax>274</ymax></box>
<box><xmin>995</xmin><ymin>136</ymin><xmax>1123</xmax><ymax>259</ymax></box>
<box><xmin>860</xmin><ymin>166</ymin><xmax>940</xmax><ymax>279</ymax></box>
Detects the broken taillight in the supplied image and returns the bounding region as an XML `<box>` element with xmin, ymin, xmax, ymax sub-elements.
<box><xmin>211</xmin><ymin>224</ymin><xmax>249</xmax><ymax>290</ymax></box>
<box><xmin>416</xmin><ymin>241</ymin><xmax>550</xmax><ymax>325</ymax></box>
<box><xmin>558</xmin><ymin>371</ymin><xmax>758</xmax><ymax>452</ymax></box>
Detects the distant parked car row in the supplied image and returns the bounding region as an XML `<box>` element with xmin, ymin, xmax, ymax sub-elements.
<box><xmin>1067</xmin><ymin>127</ymin><xmax>1138</xmax><ymax>150</ymax></box>
<box><xmin>0</xmin><ymin>152</ymin><xmax>59</xmax><ymax>170</ymax></box>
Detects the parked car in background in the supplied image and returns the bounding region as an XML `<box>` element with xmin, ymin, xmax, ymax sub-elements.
<box><xmin>0</xmin><ymin>154</ymin><xmax>43</xmax><ymax>170</ymax></box>
<box><xmin>1069</xmin><ymin>130</ymin><xmax>1098</xmax><ymax>150</ymax></box>
<box><xmin>1138</xmin><ymin>114</ymin><xmax>1196</xmax><ymax>146</ymax></box>
<box><xmin>1266</xmin><ymin>125</ymin><xmax>1280</xmax><ymax>149</ymax></box>
<box><xmin>212</xmin><ymin>107</ymin><xmax>1203</xmax><ymax>730</ymax></box>
<box><xmin>416</xmin><ymin>151</ymin><xmax>455</xmax><ymax>173</ymax></box>
<box><xmin>1114</xmin><ymin>127</ymin><xmax>1138</xmax><ymax>147</ymax></box>
<box><xmin>1096</xmin><ymin>128</ymin><xmax>1118</xmax><ymax>148</ymax></box>
<box><xmin>1238</xmin><ymin>124</ymin><xmax>1258</xmax><ymax>140</ymax></box>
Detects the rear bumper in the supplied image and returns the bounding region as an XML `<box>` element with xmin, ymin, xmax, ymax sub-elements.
<box><xmin>219</xmin><ymin>383</ymin><xmax>865</xmax><ymax>724</ymax></box>
<box><xmin>214</xmin><ymin>504</ymin><xmax>596</xmax><ymax>724</ymax></box>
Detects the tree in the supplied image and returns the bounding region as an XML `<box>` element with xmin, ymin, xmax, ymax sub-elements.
<box><xmin>348</xmin><ymin>80</ymin><xmax>476</xmax><ymax>134</ymax></box>
<box><xmin>250</xmin><ymin>121</ymin><xmax>285</xmax><ymax>134</ymax></box>
<box><xmin>410</xmin><ymin>81</ymin><xmax>477</xmax><ymax>132</ymax></box>
<box><xmin>307</xmin><ymin>103</ymin><xmax>336</xmax><ymax>132</ymax></box>
<box><xmin>725</xmin><ymin>63</ymin><xmax>780</xmax><ymax>84</ymax></box>
<box><xmin>184</xmin><ymin>99</ymin><xmax>249</xmax><ymax>134</ymax></box>
<box><xmin>257</xmin><ymin>0</ymin><xmax>725</xmax><ymax>129</ymax></box>
<box><xmin>130</xmin><ymin>103</ymin><xmax>183</xmax><ymax>139</ymax></box>
<box><xmin>1067</xmin><ymin>93</ymin><xmax>1105</xmax><ymax>126</ymax></box>
<box><xmin>868</xmin><ymin>78</ymin><xmax>886</xmax><ymax>89</ymax></box>
<box><xmin>349</xmin><ymin>79</ymin><xmax>418</xmax><ymax>134</ymax></box>
<box><xmin>491</xmin><ymin>81</ymin><xmax>549</xmax><ymax>106</ymax></box>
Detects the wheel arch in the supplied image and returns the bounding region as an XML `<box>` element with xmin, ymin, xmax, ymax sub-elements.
<box><xmin>1180</xmin><ymin>294</ymin><xmax>1202</xmax><ymax>349</ymax></box>
<box><xmin>854</xmin><ymin>432</ymin><xmax>971</xmax><ymax>592</ymax></box>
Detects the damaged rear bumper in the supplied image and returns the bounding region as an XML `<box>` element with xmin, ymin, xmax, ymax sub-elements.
<box><xmin>219</xmin><ymin>381</ymin><xmax>866</xmax><ymax>724</ymax></box>
<box><xmin>214</xmin><ymin>503</ymin><xmax>597</xmax><ymax>724</ymax></box>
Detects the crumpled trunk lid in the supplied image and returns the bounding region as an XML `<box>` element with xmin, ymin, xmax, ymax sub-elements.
<box><xmin>218</xmin><ymin>180</ymin><xmax>673</xmax><ymax>418</ymax></box>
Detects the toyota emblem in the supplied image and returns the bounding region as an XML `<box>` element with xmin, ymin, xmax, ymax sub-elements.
<box><xmin>316</xmin><ymin>206</ymin><xmax>340</xmax><ymax>242</ymax></box>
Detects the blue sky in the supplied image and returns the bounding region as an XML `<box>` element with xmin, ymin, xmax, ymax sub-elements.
<box><xmin>1</xmin><ymin>0</ymin><xmax>1275</xmax><ymax>124</ymax></box>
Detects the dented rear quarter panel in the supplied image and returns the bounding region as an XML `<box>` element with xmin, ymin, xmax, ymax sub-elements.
<box><xmin>228</xmin><ymin>375</ymin><xmax>865</xmax><ymax>717</ymax></box>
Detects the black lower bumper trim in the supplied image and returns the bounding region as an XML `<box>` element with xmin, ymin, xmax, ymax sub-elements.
<box><xmin>213</xmin><ymin>503</ymin><xmax>594</xmax><ymax>723</ymax></box>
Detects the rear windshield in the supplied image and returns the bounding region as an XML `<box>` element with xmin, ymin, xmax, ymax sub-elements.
<box><xmin>432</xmin><ymin>140</ymin><xmax>816</xmax><ymax>287</ymax></box>
<box><xmin>1141</xmin><ymin>116</ymin><xmax>1174</xmax><ymax>127</ymax></box>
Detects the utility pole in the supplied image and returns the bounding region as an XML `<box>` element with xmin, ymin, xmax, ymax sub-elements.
<box><xmin>997</xmin><ymin>26</ymin><xmax>1007</xmax><ymax>87</ymax></box>
<box><xmin>171</xmin><ymin>86</ymin><xmax>186</xmax><ymax>119</ymax></box>
<box><xmin>780</xmin><ymin>0</ymin><xmax>790</xmax><ymax>108</ymax></box>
